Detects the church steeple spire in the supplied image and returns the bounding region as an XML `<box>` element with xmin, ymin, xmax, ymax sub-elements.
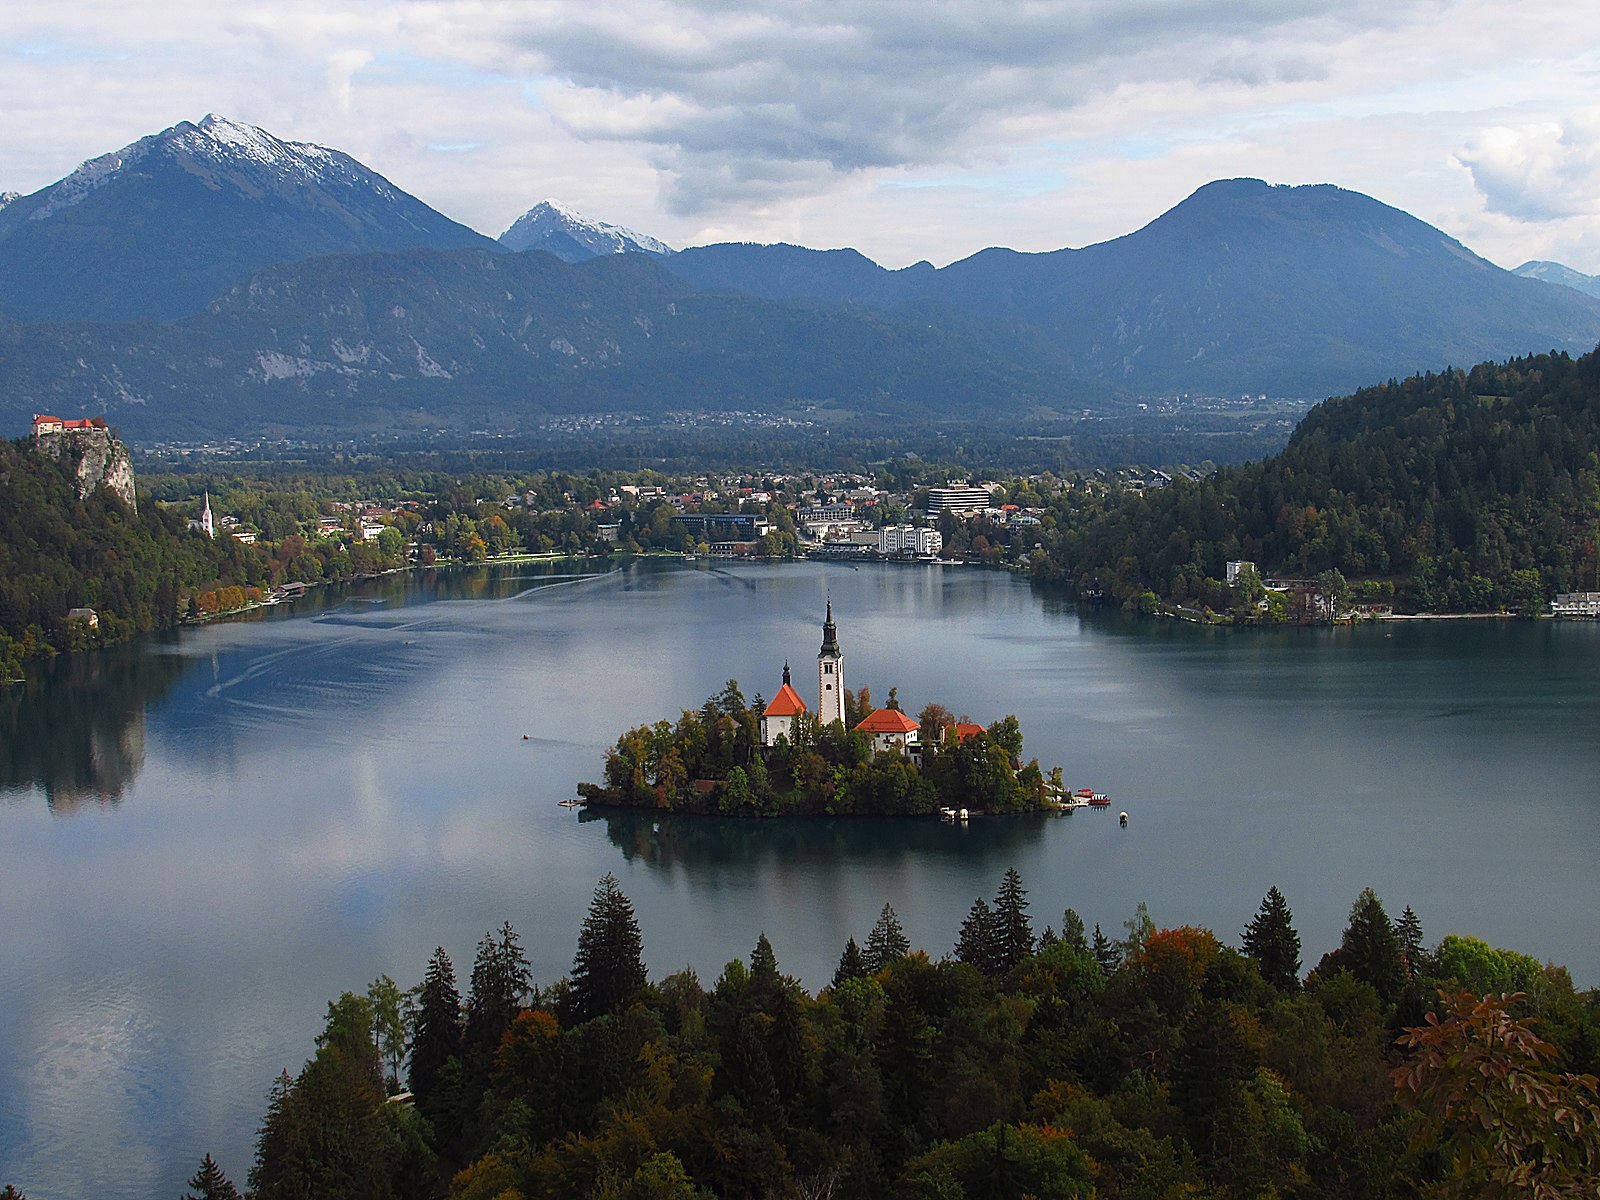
<box><xmin>819</xmin><ymin>599</ymin><xmax>839</xmax><ymax>657</ymax></box>
<box><xmin>782</xmin><ymin>661</ymin><xmax>791</xmax><ymax>686</ymax></box>
<box><xmin>817</xmin><ymin>600</ymin><xmax>844</xmax><ymax>725</ymax></box>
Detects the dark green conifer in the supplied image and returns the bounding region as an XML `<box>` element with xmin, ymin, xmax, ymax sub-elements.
<box><xmin>566</xmin><ymin>872</ymin><xmax>647</xmax><ymax>1023</ymax></box>
<box><xmin>408</xmin><ymin>947</ymin><xmax>462</xmax><ymax>1100</ymax></box>
<box><xmin>956</xmin><ymin>897</ymin><xmax>1000</xmax><ymax>976</ymax></box>
<box><xmin>864</xmin><ymin>903</ymin><xmax>910</xmax><ymax>971</ymax></box>
<box><xmin>1091</xmin><ymin>923</ymin><xmax>1120</xmax><ymax>973</ymax></box>
<box><xmin>1241</xmin><ymin>886</ymin><xmax>1302</xmax><ymax>991</ymax></box>
<box><xmin>183</xmin><ymin>1153</ymin><xmax>242</xmax><ymax>1200</ymax></box>
<box><xmin>1061</xmin><ymin>908</ymin><xmax>1088</xmax><ymax>954</ymax></box>
<box><xmin>832</xmin><ymin>937</ymin><xmax>868</xmax><ymax>987</ymax></box>
<box><xmin>1038</xmin><ymin>924</ymin><xmax>1059</xmax><ymax>949</ymax></box>
<box><xmin>992</xmin><ymin>867</ymin><xmax>1035</xmax><ymax>972</ymax></box>
<box><xmin>1341</xmin><ymin>887</ymin><xmax>1405</xmax><ymax>1002</ymax></box>
<box><xmin>466</xmin><ymin>922</ymin><xmax>532</xmax><ymax>1055</ymax></box>
<box><xmin>1396</xmin><ymin>905</ymin><xmax>1425</xmax><ymax>979</ymax></box>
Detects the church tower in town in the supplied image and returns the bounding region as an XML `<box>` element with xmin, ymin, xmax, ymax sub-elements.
<box><xmin>817</xmin><ymin>601</ymin><xmax>844</xmax><ymax>726</ymax></box>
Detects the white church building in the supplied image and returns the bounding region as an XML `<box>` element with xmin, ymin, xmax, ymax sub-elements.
<box><xmin>760</xmin><ymin>603</ymin><xmax>920</xmax><ymax>758</ymax></box>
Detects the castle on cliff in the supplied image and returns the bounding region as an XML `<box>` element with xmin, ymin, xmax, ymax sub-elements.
<box><xmin>31</xmin><ymin>413</ymin><xmax>137</xmax><ymax>512</ymax></box>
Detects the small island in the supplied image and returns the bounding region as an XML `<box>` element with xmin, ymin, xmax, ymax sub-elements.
<box><xmin>577</xmin><ymin>604</ymin><xmax>1061</xmax><ymax>816</ymax></box>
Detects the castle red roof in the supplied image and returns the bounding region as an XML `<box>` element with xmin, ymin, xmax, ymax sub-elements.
<box><xmin>953</xmin><ymin>722</ymin><xmax>985</xmax><ymax>742</ymax></box>
<box><xmin>855</xmin><ymin>708</ymin><xmax>919</xmax><ymax>735</ymax></box>
<box><xmin>764</xmin><ymin>683</ymin><xmax>808</xmax><ymax>717</ymax></box>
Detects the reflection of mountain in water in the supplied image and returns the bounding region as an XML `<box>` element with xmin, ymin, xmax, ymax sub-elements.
<box><xmin>0</xmin><ymin>643</ymin><xmax>189</xmax><ymax>812</ymax></box>
<box><xmin>584</xmin><ymin>806</ymin><xmax>1052</xmax><ymax>875</ymax></box>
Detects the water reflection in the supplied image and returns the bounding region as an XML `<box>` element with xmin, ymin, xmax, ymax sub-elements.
<box><xmin>587</xmin><ymin>807</ymin><xmax>1054</xmax><ymax>873</ymax></box>
<box><xmin>0</xmin><ymin>643</ymin><xmax>189</xmax><ymax>812</ymax></box>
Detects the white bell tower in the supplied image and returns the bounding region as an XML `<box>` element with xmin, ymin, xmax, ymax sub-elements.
<box><xmin>817</xmin><ymin>600</ymin><xmax>844</xmax><ymax>726</ymax></box>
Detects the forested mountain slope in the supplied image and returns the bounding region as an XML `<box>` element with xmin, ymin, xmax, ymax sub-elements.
<box><xmin>1032</xmin><ymin>347</ymin><xmax>1600</xmax><ymax>612</ymax></box>
<box><xmin>0</xmin><ymin>249</ymin><xmax>1061</xmax><ymax>440</ymax></box>
<box><xmin>670</xmin><ymin>180</ymin><xmax>1600</xmax><ymax>398</ymax></box>
<box><xmin>0</xmin><ymin>437</ymin><xmax>266</xmax><ymax>677</ymax></box>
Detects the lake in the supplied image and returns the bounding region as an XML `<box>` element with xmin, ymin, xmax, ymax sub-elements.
<box><xmin>3</xmin><ymin>558</ymin><xmax>1598</xmax><ymax>1198</ymax></box>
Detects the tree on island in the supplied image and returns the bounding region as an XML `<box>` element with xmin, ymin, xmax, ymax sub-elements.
<box><xmin>1241</xmin><ymin>886</ymin><xmax>1302</xmax><ymax>991</ymax></box>
<box><xmin>564</xmin><ymin>873</ymin><xmax>647</xmax><ymax>1024</ymax></box>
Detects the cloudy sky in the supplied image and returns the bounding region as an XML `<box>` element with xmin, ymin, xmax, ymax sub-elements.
<box><xmin>3</xmin><ymin>0</ymin><xmax>1599</xmax><ymax>271</ymax></box>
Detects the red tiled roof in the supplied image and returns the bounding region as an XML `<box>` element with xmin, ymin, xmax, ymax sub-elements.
<box><xmin>855</xmin><ymin>708</ymin><xmax>919</xmax><ymax>735</ymax></box>
<box><xmin>764</xmin><ymin>683</ymin><xmax>808</xmax><ymax>717</ymax></box>
<box><xmin>953</xmin><ymin>722</ymin><xmax>985</xmax><ymax>741</ymax></box>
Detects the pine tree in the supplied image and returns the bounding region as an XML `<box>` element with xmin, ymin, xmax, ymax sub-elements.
<box><xmin>1396</xmin><ymin>905</ymin><xmax>1425</xmax><ymax>979</ymax></box>
<box><xmin>832</xmin><ymin>937</ymin><xmax>868</xmax><ymax>987</ymax></box>
<box><xmin>864</xmin><ymin>903</ymin><xmax>910</xmax><ymax>971</ymax></box>
<box><xmin>992</xmin><ymin>868</ymin><xmax>1035</xmax><ymax>973</ymax></box>
<box><xmin>567</xmin><ymin>872</ymin><xmax>648</xmax><ymax>1023</ymax></box>
<box><xmin>466</xmin><ymin>922</ymin><xmax>532</xmax><ymax>1056</ymax></box>
<box><xmin>1061</xmin><ymin>908</ymin><xmax>1088</xmax><ymax>954</ymax></box>
<box><xmin>1341</xmin><ymin>887</ymin><xmax>1405</xmax><ymax>1002</ymax></box>
<box><xmin>956</xmin><ymin>897</ymin><xmax>1000</xmax><ymax>976</ymax></box>
<box><xmin>1241</xmin><ymin>886</ymin><xmax>1302</xmax><ymax>991</ymax></box>
<box><xmin>408</xmin><ymin>947</ymin><xmax>462</xmax><ymax>1100</ymax></box>
<box><xmin>1091</xmin><ymin>923</ymin><xmax>1120</xmax><ymax>973</ymax></box>
<box><xmin>184</xmin><ymin>1153</ymin><xmax>242</xmax><ymax>1200</ymax></box>
<box><xmin>1038</xmin><ymin>924</ymin><xmax>1059</xmax><ymax>949</ymax></box>
<box><xmin>247</xmin><ymin>1072</ymin><xmax>297</xmax><ymax>1200</ymax></box>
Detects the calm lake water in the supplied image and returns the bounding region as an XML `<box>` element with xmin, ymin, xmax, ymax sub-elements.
<box><xmin>3</xmin><ymin>558</ymin><xmax>1598</xmax><ymax>1198</ymax></box>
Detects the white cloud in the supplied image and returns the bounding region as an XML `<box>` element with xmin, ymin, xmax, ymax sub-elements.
<box><xmin>1</xmin><ymin>0</ymin><xmax>1599</xmax><ymax>271</ymax></box>
<box><xmin>1457</xmin><ymin>108</ymin><xmax>1600</xmax><ymax>222</ymax></box>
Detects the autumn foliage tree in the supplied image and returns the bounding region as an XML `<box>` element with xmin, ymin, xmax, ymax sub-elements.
<box><xmin>1394</xmin><ymin>989</ymin><xmax>1600</xmax><ymax>1198</ymax></box>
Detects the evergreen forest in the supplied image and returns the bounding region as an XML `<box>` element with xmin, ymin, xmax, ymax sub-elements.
<box><xmin>1026</xmin><ymin>348</ymin><xmax>1600</xmax><ymax>615</ymax></box>
<box><xmin>95</xmin><ymin>873</ymin><xmax>1600</xmax><ymax>1200</ymax></box>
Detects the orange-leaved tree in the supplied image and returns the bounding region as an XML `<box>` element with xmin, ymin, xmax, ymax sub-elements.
<box><xmin>1393</xmin><ymin>988</ymin><xmax>1600</xmax><ymax>1199</ymax></box>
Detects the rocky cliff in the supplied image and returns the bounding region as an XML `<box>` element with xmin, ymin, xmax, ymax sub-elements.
<box><xmin>33</xmin><ymin>426</ymin><xmax>137</xmax><ymax>512</ymax></box>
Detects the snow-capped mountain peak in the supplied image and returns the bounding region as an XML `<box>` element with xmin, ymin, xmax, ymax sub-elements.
<box><xmin>26</xmin><ymin>115</ymin><xmax>388</xmax><ymax>223</ymax></box>
<box><xmin>499</xmin><ymin>199</ymin><xmax>674</xmax><ymax>261</ymax></box>
<box><xmin>0</xmin><ymin>114</ymin><xmax>491</xmax><ymax>322</ymax></box>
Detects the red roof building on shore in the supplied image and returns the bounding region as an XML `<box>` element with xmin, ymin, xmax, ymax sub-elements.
<box><xmin>952</xmin><ymin>722</ymin><xmax>986</xmax><ymax>742</ymax></box>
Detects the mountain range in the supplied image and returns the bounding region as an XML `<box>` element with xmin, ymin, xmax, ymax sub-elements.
<box><xmin>0</xmin><ymin>115</ymin><xmax>492</xmax><ymax>323</ymax></box>
<box><xmin>1</xmin><ymin>116</ymin><xmax>1598</xmax><ymax>440</ymax></box>
<box><xmin>1513</xmin><ymin>260</ymin><xmax>1600</xmax><ymax>300</ymax></box>
<box><xmin>499</xmin><ymin>200</ymin><xmax>674</xmax><ymax>261</ymax></box>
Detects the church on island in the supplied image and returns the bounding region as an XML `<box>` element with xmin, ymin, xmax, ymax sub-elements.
<box><xmin>759</xmin><ymin>603</ymin><xmax>923</xmax><ymax>758</ymax></box>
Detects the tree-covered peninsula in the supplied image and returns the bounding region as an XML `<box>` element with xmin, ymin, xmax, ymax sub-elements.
<box><xmin>99</xmin><ymin>874</ymin><xmax>1600</xmax><ymax>1200</ymax></box>
<box><xmin>1024</xmin><ymin>347</ymin><xmax>1600</xmax><ymax>616</ymax></box>
<box><xmin>577</xmin><ymin>681</ymin><xmax>1051</xmax><ymax>817</ymax></box>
